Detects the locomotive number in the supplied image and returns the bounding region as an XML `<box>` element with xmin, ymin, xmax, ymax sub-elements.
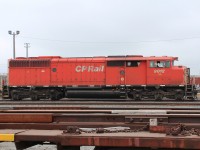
<box><xmin>154</xmin><ymin>69</ymin><xmax>165</xmax><ymax>74</ymax></box>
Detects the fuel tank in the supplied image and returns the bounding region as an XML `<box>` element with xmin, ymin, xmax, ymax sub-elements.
<box><xmin>66</xmin><ymin>90</ymin><xmax>123</xmax><ymax>98</ymax></box>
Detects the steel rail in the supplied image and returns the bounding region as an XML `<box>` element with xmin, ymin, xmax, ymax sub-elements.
<box><xmin>0</xmin><ymin>99</ymin><xmax>199</xmax><ymax>104</ymax></box>
<box><xmin>2</xmin><ymin>109</ymin><xmax>200</xmax><ymax>114</ymax></box>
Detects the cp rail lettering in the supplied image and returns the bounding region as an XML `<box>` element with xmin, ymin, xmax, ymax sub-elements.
<box><xmin>75</xmin><ymin>65</ymin><xmax>104</xmax><ymax>72</ymax></box>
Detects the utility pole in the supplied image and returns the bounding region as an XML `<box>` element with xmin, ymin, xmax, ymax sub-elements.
<box><xmin>8</xmin><ymin>31</ymin><xmax>20</xmax><ymax>59</ymax></box>
<box><xmin>24</xmin><ymin>43</ymin><xmax>30</xmax><ymax>58</ymax></box>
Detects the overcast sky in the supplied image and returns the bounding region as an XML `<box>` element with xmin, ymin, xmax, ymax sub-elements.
<box><xmin>0</xmin><ymin>0</ymin><xmax>200</xmax><ymax>74</ymax></box>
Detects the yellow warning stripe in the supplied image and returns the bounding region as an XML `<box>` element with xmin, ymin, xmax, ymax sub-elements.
<box><xmin>0</xmin><ymin>134</ymin><xmax>14</xmax><ymax>141</ymax></box>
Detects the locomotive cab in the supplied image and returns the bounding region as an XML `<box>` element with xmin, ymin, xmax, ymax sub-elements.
<box><xmin>145</xmin><ymin>57</ymin><xmax>196</xmax><ymax>100</ymax></box>
<box><xmin>146</xmin><ymin>57</ymin><xmax>185</xmax><ymax>85</ymax></box>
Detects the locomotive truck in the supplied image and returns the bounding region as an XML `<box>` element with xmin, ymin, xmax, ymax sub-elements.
<box><xmin>2</xmin><ymin>55</ymin><xmax>197</xmax><ymax>100</ymax></box>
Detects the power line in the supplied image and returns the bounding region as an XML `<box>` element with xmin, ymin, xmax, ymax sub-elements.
<box><xmin>21</xmin><ymin>36</ymin><xmax>79</xmax><ymax>43</ymax></box>
<box><xmin>20</xmin><ymin>35</ymin><xmax>200</xmax><ymax>44</ymax></box>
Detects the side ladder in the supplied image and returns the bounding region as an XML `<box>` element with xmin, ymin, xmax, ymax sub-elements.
<box><xmin>185</xmin><ymin>84</ymin><xmax>196</xmax><ymax>100</ymax></box>
<box><xmin>2</xmin><ymin>85</ymin><xmax>10</xmax><ymax>99</ymax></box>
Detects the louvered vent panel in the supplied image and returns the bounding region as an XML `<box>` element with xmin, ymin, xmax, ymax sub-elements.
<box><xmin>9</xmin><ymin>60</ymin><xmax>50</xmax><ymax>67</ymax></box>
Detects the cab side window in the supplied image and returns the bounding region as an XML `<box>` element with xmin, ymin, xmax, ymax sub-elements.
<box><xmin>150</xmin><ymin>61</ymin><xmax>155</xmax><ymax>68</ymax></box>
<box><xmin>107</xmin><ymin>61</ymin><xmax>124</xmax><ymax>67</ymax></box>
<box><xmin>126</xmin><ymin>61</ymin><xmax>140</xmax><ymax>67</ymax></box>
<box><xmin>150</xmin><ymin>61</ymin><xmax>170</xmax><ymax>68</ymax></box>
<box><xmin>165</xmin><ymin>61</ymin><xmax>170</xmax><ymax>68</ymax></box>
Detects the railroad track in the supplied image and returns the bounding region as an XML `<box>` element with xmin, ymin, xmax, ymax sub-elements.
<box><xmin>1</xmin><ymin>98</ymin><xmax>200</xmax><ymax>101</ymax></box>
<box><xmin>2</xmin><ymin>93</ymin><xmax>199</xmax><ymax>102</ymax></box>
<box><xmin>1</xmin><ymin>101</ymin><xmax>200</xmax><ymax>111</ymax></box>
<box><xmin>0</xmin><ymin>96</ymin><xmax>200</xmax><ymax>150</ymax></box>
<box><xmin>0</xmin><ymin>98</ymin><xmax>199</xmax><ymax>103</ymax></box>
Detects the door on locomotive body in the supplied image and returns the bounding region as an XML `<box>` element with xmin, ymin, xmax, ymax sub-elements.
<box><xmin>106</xmin><ymin>60</ymin><xmax>126</xmax><ymax>86</ymax></box>
<box><xmin>125</xmin><ymin>60</ymin><xmax>146</xmax><ymax>85</ymax></box>
<box><xmin>147</xmin><ymin>60</ymin><xmax>171</xmax><ymax>85</ymax></box>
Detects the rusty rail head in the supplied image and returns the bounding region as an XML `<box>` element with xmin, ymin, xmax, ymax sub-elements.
<box><xmin>0</xmin><ymin>113</ymin><xmax>53</xmax><ymax>123</ymax></box>
<box><xmin>0</xmin><ymin>109</ymin><xmax>112</xmax><ymax>113</ymax></box>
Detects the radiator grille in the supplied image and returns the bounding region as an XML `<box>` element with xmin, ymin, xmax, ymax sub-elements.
<box><xmin>9</xmin><ymin>60</ymin><xmax>50</xmax><ymax>67</ymax></box>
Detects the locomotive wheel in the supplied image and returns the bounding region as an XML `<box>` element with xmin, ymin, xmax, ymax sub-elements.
<box><xmin>11</xmin><ymin>91</ymin><xmax>20</xmax><ymax>101</ymax></box>
<box><xmin>50</xmin><ymin>90</ymin><xmax>56</xmax><ymax>100</ymax></box>
<box><xmin>12</xmin><ymin>94</ymin><xmax>17</xmax><ymax>100</ymax></box>
<box><xmin>31</xmin><ymin>95</ymin><xmax>39</xmax><ymax>101</ymax></box>
<box><xmin>50</xmin><ymin>92</ymin><xmax>60</xmax><ymax>101</ymax></box>
<box><xmin>155</xmin><ymin>93</ymin><xmax>163</xmax><ymax>101</ymax></box>
<box><xmin>127</xmin><ymin>93</ymin><xmax>133</xmax><ymax>99</ymax></box>
<box><xmin>175</xmin><ymin>94</ymin><xmax>184</xmax><ymax>101</ymax></box>
<box><xmin>12</xmin><ymin>94</ymin><xmax>21</xmax><ymax>101</ymax></box>
<box><xmin>134</xmin><ymin>93</ymin><xmax>142</xmax><ymax>101</ymax></box>
<box><xmin>175</xmin><ymin>90</ymin><xmax>184</xmax><ymax>101</ymax></box>
<box><xmin>50</xmin><ymin>94</ymin><xmax>56</xmax><ymax>100</ymax></box>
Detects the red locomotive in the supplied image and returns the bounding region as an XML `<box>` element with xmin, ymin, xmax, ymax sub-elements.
<box><xmin>2</xmin><ymin>55</ymin><xmax>197</xmax><ymax>100</ymax></box>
